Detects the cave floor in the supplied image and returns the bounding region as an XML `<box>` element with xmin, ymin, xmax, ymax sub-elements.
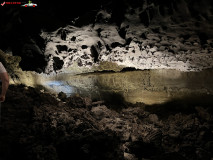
<box><xmin>0</xmin><ymin>84</ymin><xmax>213</xmax><ymax>160</ymax></box>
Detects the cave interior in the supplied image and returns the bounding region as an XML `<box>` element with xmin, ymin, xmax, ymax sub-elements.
<box><xmin>0</xmin><ymin>0</ymin><xmax>213</xmax><ymax>160</ymax></box>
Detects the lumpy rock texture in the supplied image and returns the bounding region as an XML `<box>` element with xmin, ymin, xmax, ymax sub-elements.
<box><xmin>0</xmin><ymin>84</ymin><xmax>213</xmax><ymax>160</ymax></box>
<box><xmin>39</xmin><ymin>0</ymin><xmax>213</xmax><ymax>74</ymax></box>
<box><xmin>0</xmin><ymin>0</ymin><xmax>213</xmax><ymax>74</ymax></box>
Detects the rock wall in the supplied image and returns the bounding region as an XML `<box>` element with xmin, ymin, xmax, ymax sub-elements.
<box><xmin>1</xmin><ymin>48</ymin><xmax>212</xmax><ymax>106</ymax></box>
<box><xmin>0</xmin><ymin>0</ymin><xmax>213</xmax><ymax>73</ymax></box>
<box><xmin>43</xmin><ymin>69</ymin><xmax>213</xmax><ymax>105</ymax></box>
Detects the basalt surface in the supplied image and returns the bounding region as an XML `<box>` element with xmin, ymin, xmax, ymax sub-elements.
<box><xmin>1</xmin><ymin>0</ymin><xmax>213</xmax><ymax>74</ymax></box>
<box><xmin>43</xmin><ymin>69</ymin><xmax>213</xmax><ymax>105</ymax></box>
<box><xmin>1</xmin><ymin>49</ymin><xmax>213</xmax><ymax>106</ymax></box>
<box><xmin>0</xmin><ymin>1</ymin><xmax>213</xmax><ymax>159</ymax></box>
<box><xmin>0</xmin><ymin>84</ymin><xmax>213</xmax><ymax>160</ymax></box>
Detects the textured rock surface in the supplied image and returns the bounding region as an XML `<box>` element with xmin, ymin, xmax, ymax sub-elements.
<box><xmin>0</xmin><ymin>2</ymin><xmax>212</xmax><ymax>160</ymax></box>
<box><xmin>40</xmin><ymin>22</ymin><xmax>213</xmax><ymax>74</ymax></box>
<box><xmin>1</xmin><ymin>0</ymin><xmax>213</xmax><ymax>74</ymax></box>
<box><xmin>40</xmin><ymin>3</ymin><xmax>213</xmax><ymax>74</ymax></box>
<box><xmin>0</xmin><ymin>84</ymin><xmax>213</xmax><ymax>160</ymax></box>
<box><xmin>43</xmin><ymin>69</ymin><xmax>213</xmax><ymax>105</ymax></box>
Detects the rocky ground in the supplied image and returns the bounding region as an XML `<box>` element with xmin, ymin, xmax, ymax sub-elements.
<box><xmin>0</xmin><ymin>84</ymin><xmax>213</xmax><ymax>160</ymax></box>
